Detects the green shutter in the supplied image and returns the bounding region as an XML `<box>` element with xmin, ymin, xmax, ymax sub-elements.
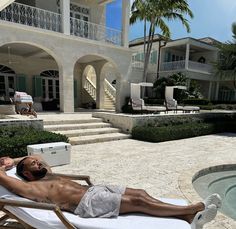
<box><xmin>16</xmin><ymin>75</ymin><xmax>26</xmax><ymax>91</ymax></box>
<box><xmin>32</xmin><ymin>75</ymin><xmax>43</xmax><ymax>97</ymax></box>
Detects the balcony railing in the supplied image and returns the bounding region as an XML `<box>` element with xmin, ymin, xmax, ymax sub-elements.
<box><xmin>70</xmin><ymin>17</ymin><xmax>122</xmax><ymax>46</ymax></box>
<box><xmin>0</xmin><ymin>2</ymin><xmax>61</xmax><ymax>32</ymax></box>
<box><xmin>188</xmin><ymin>61</ymin><xmax>213</xmax><ymax>73</ymax></box>
<box><xmin>161</xmin><ymin>60</ymin><xmax>185</xmax><ymax>71</ymax></box>
<box><xmin>132</xmin><ymin>61</ymin><xmax>157</xmax><ymax>73</ymax></box>
<box><xmin>0</xmin><ymin>2</ymin><xmax>122</xmax><ymax>46</ymax></box>
<box><xmin>160</xmin><ymin>60</ymin><xmax>213</xmax><ymax>73</ymax></box>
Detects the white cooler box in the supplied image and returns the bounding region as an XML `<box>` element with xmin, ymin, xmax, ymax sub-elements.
<box><xmin>27</xmin><ymin>142</ymin><xmax>71</xmax><ymax>167</ymax></box>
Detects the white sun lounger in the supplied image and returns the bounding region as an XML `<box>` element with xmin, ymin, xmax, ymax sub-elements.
<box><xmin>0</xmin><ymin>168</ymin><xmax>191</xmax><ymax>229</ymax></box>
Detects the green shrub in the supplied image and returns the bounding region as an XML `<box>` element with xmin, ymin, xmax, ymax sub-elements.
<box><xmin>0</xmin><ymin>126</ymin><xmax>69</xmax><ymax>158</ymax></box>
<box><xmin>132</xmin><ymin>123</ymin><xmax>222</xmax><ymax>143</ymax></box>
<box><xmin>181</xmin><ymin>98</ymin><xmax>210</xmax><ymax>105</ymax></box>
<box><xmin>213</xmin><ymin>104</ymin><xmax>236</xmax><ymax>110</ymax></box>
<box><xmin>132</xmin><ymin>113</ymin><xmax>236</xmax><ymax>142</ymax></box>
<box><xmin>144</xmin><ymin>98</ymin><xmax>165</xmax><ymax>105</ymax></box>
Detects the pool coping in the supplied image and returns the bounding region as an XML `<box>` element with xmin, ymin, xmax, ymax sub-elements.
<box><xmin>179</xmin><ymin>164</ymin><xmax>236</xmax><ymax>229</ymax></box>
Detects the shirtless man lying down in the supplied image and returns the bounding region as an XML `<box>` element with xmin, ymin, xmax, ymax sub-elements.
<box><xmin>0</xmin><ymin>156</ymin><xmax>222</xmax><ymax>229</ymax></box>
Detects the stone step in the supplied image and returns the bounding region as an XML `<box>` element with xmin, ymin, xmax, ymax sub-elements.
<box><xmin>53</xmin><ymin>127</ymin><xmax>120</xmax><ymax>137</ymax></box>
<box><xmin>44</xmin><ymin>118</ymin><xmax>103</xmax><ymax>125</ymax></box>
<box><xmin>44</xmin><ymin>122</ymin><xmax>112</xmax><ymax>131</ymax></box>
<box><xmin>69</xmin><ymin>133</ymin><xmax>130</xmax><ymax>145</ymax></box>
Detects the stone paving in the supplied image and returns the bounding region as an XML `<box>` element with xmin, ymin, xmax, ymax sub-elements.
<box><xmin>2</xmin><ymin>112</ymin><xmax>236</xmax><ymax>228</ymax></box>
<box><xmin>52</xmin><ymin>133</ymin><xmax>236</xmax><ymax>229</ymax></box>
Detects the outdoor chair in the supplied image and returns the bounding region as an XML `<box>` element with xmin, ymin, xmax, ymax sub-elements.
<box><xmin>164</xmin><ymin>99</ymin><xmax>184</xmax><ymax>113</ymax></box>
<box><xmin>0</xmin><ymin>167</ymin><xmax>191</xmax><ymax>229</ymax></box>
<box><xmin>131</xmin><ymin>98</ymin><xmax>166</xmax><ymax>114</ymax></box>
<box><xmin>165</xmin><ymin>99</ymin><xmax>200</xmax><ymax>113</ymax></box>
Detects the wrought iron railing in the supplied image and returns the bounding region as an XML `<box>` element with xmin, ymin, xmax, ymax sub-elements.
<box><xmin>0</xmin><ymin>2</ymin><xmax>123</xmax><ymax>46</ymax></box>
<box><xmin>104</xmin><ymin>79</ymin><xmax>116</xmax><ymax>102</ymax></box>
<box><xmin>70</xmin><ymin>17</ymin><xmax>122</xmax><ymax>46</ymax></box>
<box><xmin>0</xmin><ymin>2</ymin><xmax>61</xmax><ymax>32</ymax></box>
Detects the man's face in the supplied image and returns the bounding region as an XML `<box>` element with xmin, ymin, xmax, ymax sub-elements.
<box><xmin>23</xmin><ymin>157</ymin><xmax>48</xmax><ymax>181</ymax></box>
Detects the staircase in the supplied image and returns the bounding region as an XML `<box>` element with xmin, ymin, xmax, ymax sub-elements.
<box><xmin>83</xmin><ymin>78</ymin><xmax>116</xmax><ymax>110</ymax></box>
<box><xmin>44</xmin><ymin>117</ymin><xmax>130</xmax><ymax>145</ymax></box>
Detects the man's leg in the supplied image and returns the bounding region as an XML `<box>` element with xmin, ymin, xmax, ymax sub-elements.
<box><xmin>125</xmin><ymin>188</ymin><xmax>169</xmax><ymax>204</ymax></box>
<box><xmin>119</xmin><ymin>194</ymin><xmax>205</xmax><ymax>223</ymax></box>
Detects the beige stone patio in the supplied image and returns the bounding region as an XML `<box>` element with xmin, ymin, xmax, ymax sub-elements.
<box><xmin>52</xmin><ymin>133</ymin><xmax>236</xmax><ymax>229</ymax></box>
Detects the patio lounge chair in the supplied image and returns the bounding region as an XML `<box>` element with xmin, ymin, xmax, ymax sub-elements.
<box><xmin>131</xmin><ymin>98</ymin><xmax>166</xmax><ymax>114</ymax></box>
<box><xmin>165</xmin><ymin>86</ymin><xmax>200</xmax><ymax>113</ymax></box>
<box><xmin>0</xmin><ymin>167</ymin><xmax>191</xmax><ymax>229</ymax></box>
<box><xmin>164</xmin><ymin>99</ymin><xmax>184</xmax><ymax>113</ymax></box>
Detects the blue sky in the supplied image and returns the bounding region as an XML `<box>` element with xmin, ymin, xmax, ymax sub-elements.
<box><xmin>106</xmin><ymin>0</ymin><xmax>236</xmax><ymax>42</ymax></box>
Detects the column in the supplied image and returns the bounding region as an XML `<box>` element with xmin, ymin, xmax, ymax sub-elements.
<box><xmin>93</xmin><ymin>61</ymin><xmax>107</xmax><ymax>109</ymax></box>
<box><xmin>122</xmin><ymin>0</ymin><xmax>130</xmax><ymax>47</ymax></box>
<box><xmin>185</xmin><ymin>43</ymin><xmax>190</xmax><ymax>69</ymax></box>
<box><xmin>215</xmin><ymin>82</ymin><xmax>220</xmax><ymax>100</ymax></box>
<box><xmin>59</xmin><ymin>65</ymin><xmax>74</xmax><ymax>113</ymax></box>
<box><xmin>60</xmin><ymin>0</ymin><xmax>70</xmax><ymax>35</ymax></box>
<box><xmin>208</xmin><ymin>81</ymin><xmax>213</xmax><ymax>100</ymax></box>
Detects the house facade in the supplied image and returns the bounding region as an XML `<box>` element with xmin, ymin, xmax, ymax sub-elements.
<box><xmin>130</xmin><ymin>35</ymin><xmax>236</xmax><ymax>102</ymax></box>
<box><xmin>0</xmin><ymin>0</ymin><xmax>132</xmax><ymax>112</ymax></box>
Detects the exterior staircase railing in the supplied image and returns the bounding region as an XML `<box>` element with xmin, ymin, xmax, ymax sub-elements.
<box><xmin>84</xmin><ymin>78</ymin><xmax>116</xmax><ymax>104</ymax></box>
<box><xmin>84</xmin><ymin>78</ymin><xmax>96</xmax><ymax>100</ymax></box>
<box><xmin>104</xmin><ymin>79</ymin><xmax>116</xmax><ymax>102</ymax></box>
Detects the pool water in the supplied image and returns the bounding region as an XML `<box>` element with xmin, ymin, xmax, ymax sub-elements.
<box><xmin>193</xmin><ymin>166</ymin><xmax>236</xmax><ymax>220</ymax></box>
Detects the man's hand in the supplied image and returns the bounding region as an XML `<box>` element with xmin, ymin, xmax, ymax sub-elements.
<box><xmin>0</xmin><ymin>165</ymin><xmax>6</xmax><ymax>175</ymax></box>
<box><xmin>0</xmin><ymin>157</ymin><xmax>14</xmax><ymax>171</ymax></box>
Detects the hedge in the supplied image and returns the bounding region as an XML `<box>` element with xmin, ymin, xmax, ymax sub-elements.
<box><xmin>181</xmin><ymin>98</ymin><xmax>210</xmax><ymax>105</ymax></box>
<box><xmin>132</xmin><ymin>122</ymin><xmax>231</xmax><ymax>143</ymax></box>
<box><xmin>0</xmin><ymin>126</ymin><xmax>69</xmax><ymax>158</ymax></box>
<box><xmin>132</xmin><ymin>113</ymin><xmax>236</xmax><ymax>142</ymax></box>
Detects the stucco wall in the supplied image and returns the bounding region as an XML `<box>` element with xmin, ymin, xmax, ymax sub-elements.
<box><xmin>0</xmin><ymin>118</ymin><xmax>43</xmax><ymax>130</ymax></box>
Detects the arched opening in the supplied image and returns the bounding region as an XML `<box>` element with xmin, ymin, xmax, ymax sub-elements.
<box><xmin>74</xmin><ymin>54</ymin><xmax>119</xmax><ymax>110</ymax></box>
<box><xmin>0</xmin><ymin>43</ymin><xmax>60</xmax><ymax>111</ymax></box>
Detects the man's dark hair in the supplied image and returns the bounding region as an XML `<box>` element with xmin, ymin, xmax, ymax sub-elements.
<box><xmin>16</xmin><ymin>157</ymin><xmax>29</xmax><ymax>181</ymax></box>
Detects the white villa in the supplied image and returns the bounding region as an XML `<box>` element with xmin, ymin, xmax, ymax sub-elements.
<box><xmin>0</xmin><ymin>0</ymin><xmax>132</xmax><ymax>113</ymax></box>
<box><xmin>130</xmin><ymin>35</ymin><xmax>236</xmax><ymax>102</ymax></box>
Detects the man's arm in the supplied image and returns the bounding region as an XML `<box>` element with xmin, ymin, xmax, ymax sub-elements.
<box><xmin>0</xmin><ymin>155</ymin><xmax>52</xmax><ymax>173</ymax></box>
<box><xmin>0</xmin><ymin>167</ymin><xmax>41</xmax><ymax>200</ymax></box>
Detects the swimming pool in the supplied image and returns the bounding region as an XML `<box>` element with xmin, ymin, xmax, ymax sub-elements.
<box><xmin>192</xmin><ymin>164</ymin><xmax>236</xmax><ymax>220</ymax></box>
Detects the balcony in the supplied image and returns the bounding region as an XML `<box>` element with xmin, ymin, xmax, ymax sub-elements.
<box><xmin>132</xmin><ymin>61</ymin><xmax>157</xmax><ymax>73</ymax></box>
<box><xmin>160</xmin><ymin>60</ymin><xmax>213</xmax><ymax>74</ymax></box>
<box><xmin>0</xmin><ymin>2</ymin><xmax>122</xmax><ymax>46</ymax></box>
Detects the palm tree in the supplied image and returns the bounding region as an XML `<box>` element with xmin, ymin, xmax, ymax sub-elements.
<box><xmin>216</xmin><ymin>23</ymin><xmax>236</xmax><ymax>88</ymax></box>
<box><xmin>130</xmin><ymin>0</ymin><xmax>193</xmax><ymax>82</ymax></box>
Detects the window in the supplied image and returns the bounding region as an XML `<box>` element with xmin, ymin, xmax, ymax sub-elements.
<box><xmin>40</xmin><ymin>70</ymin><xmax>59</xmax><ymax>100</ymax></box>
<box><xmin>0</xmin><ymin>65</ymin><xmax>16</xmax><ymax>100</ymax></box>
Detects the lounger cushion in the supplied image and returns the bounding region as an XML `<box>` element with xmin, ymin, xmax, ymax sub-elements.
<box><xmin>0</xmin><ymin>168</ymin><xmax>191</xmax><ymax>229</ymax></box>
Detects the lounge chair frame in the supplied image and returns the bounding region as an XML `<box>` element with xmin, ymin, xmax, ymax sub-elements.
<box><xmin>0</xmin><ymin>173</ymin><xmax>93</xmax><ymax>229</ymax></box>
